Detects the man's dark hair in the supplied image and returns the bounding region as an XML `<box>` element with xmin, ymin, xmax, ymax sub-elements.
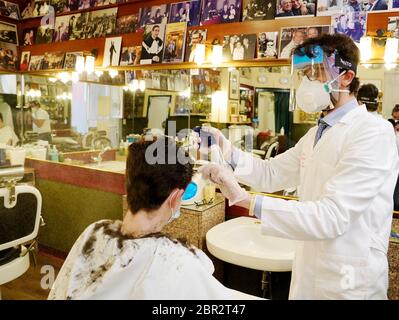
<box><xmin>126</xmin><ymin>137</ymin><xmax>193</xmax><ymax>214</ymax></box>
<box><xmin>294</xmin><ymin>33</ymin><xmax>360</xmax><ymax>94</ymax></box>
<box><xmin>357</xmin><ymin>83</ymin><xmax>379</xmax><ymax>112</ymax></box>
<box><xmin>0</xmin><ymin>112</ymin><xmax>3</xmax><ymax>122</ymax></box>
<box><xmin>393</xmin><ymin>104</ymin><xmax>399</xmax><ymax>115</ymax></box>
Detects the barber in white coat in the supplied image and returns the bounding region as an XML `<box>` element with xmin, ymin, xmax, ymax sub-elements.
<box><xmin>201</xmin><ymin>34</ymin><xmax>399</xmax><ymax>299</ymax></box>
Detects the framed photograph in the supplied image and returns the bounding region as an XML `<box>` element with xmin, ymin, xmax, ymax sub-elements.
<box><xmin>364</xmin><ymin>0</ymin><xmax>389</xmax><ymax>11</ymax></box>
<box><xmin>0</xmin><ymin>42</ymin><xmax>17</xmax><ymax>71</ymax></box>
<box><xmin>21</xmin><ymin>0</ymin><xmax>34</xmax><ymax>18</ymax></box>
<box><xmin>103</xmin><ymin>36</ymin><xmax>122</xmax><ymax>67</ymax></box>
<box><xmin>138</xmin><ymin>4</ymin><xmax>169</xmax><ymax>31</ymax></box>
<box><xmin>0</xmin><ymin>22</ymin><xmax>18</xmax><ymax>45</ymax></box>
<box><xmin>0</xmin><ymin>0</ymin><xmax>20</xmax><ymax>19</ymax></box>
<box><xmin>185</xmin><ymin>29</ymin><xmax>207</xmax><ymax>62</ymax></box>
<box><xmin>393</xmin><ymin>0</ymin><xmax>399</xmax><ymax>10</ymax></box>
<box><xmin>39</xmin><ymin>84</ymin><xmax>49</xmax><ymax>97</ymax></box>
<box><xmin>41</xmin><ymin>52</ymin><xmax>65</xmax><ymax>70</ymax></box>
<box><xmin>51</xmin><ymin>0</ymin><xmax>69</xmax><ymax>14</ymax></box>
<box><xmin>67</xmin><ymin>0</ymin><xmax>80</xmax><ymax>11</ymax></box>
<box><xmin>125</xmin><ymin>70</ymin><xmax>135</xmax><ymax>84</ymax></box>
<box><xmin>22</xmin><ymin>28</ymin><xmax>36</xmax><ymax>46</ymax></box>
<box><xmin>388</xmin><ymin>16</ymin><xmax>399</xmax><ymax>37</ymax></box>
<box><xmin>257</xmin><ymin>32</ymin><xmax>278</xmax><ymax>59</ymax></box>
<box><xmin>168</xmin><ymin>0</ymin><xmax>202</xmax><ymax>26</ymax></box>
<box><xmin>201</xmin><ymin>0</ymin><xmax>242</xmax><ymax>25</ymax></box>
<box><xmin>32</xmin><ymin>0</ymin><xmax>50</xmax><ymax>17</ymax></box>
<box><xmin>316</xmin><ymin>0</ymin><xmax>343</xmax><ymax>16</ymax></box>
<box><xmin>20</xmin><ymin>51</ymin><xmax>31</xmax><ymax>71</ymax></box>
<box><xmin>163</xmin><ymin>22</ymin><xmax>187</xmax><ymax>63</ymax></box>
<box><xmin>229</xmin><ymin>69</ymin><xmax>240</xmax><ymax>100</ymax></box>
<box><xmin>64</xmin><ymin>51</ymin><xmax>83</xmax><ymax>69</ymax></box>
<box><xmin>332</xmin><ymin>12</ymin><xmax>366</xmax><ymax>43</ymax></box>
<box><xmin>279</xmin><ymin>25</ymin><xmax>331</xmax><ymax>58</ymax></box>
<box><xmin>140</xmin><ymin>24</ymin><xmax>166</xmax><ymax>64</ymax></box>
<box><xmin>36</xmin><ymin>24</ymin><xmax>55</xmax><ymax>44</ymax></box>
<box><xmin>28</xmin><ymin>55</ymin><xmax>44</xmax><ymax>71</ymax></box>
<box><xmin>53</xmin><ymin>15</ymin><xmax>71</xmax><ymax>42</ymax></box>
<box><xmin>223</xmin><ymin>34</ymin><xmax>257</xmax><ymax>61</ymax></box>
<box><xmin>242</xmin><ymin>0</ymin><xmax>276</xmax><ymax>21</ymax></box>
<box><xmin>120</xmin><ymin>46</ymin><xmax>141</xmax><ymax>66</ymax></box>
<box><xmin>229</xmin><ymin>100</ymin><xmax>239</xmax><ymax>115</ymax></box>
<box><xmin>83</xmin><ymin>8</ymin><xmax>118</xmax><ymax>39</ymax></box>
<box><xmin>67</xmin><ymin>14</ymin><xmax>82</xmax><ymax>40</ymax></box>
<box><xmin>275</xmin><ymin>0</ymin><xmax>316</xmax><ymax>18</ymax></box>
<box><xmin>114</xmin><ymin>14</ymin><xmax>139</xmax><ymax>35</ymax></box>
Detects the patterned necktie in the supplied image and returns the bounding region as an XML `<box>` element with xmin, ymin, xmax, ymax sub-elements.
<box><xmin>314</xmin><ymin>120</ymin><xmax>329</xmax><ymax>147</ymax></box>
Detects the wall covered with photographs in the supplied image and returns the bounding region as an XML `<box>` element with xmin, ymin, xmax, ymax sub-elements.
<box><xmin>0</xmin><ymin>0</ymin><xmax>398</xmax><ymax>75</ymax></box>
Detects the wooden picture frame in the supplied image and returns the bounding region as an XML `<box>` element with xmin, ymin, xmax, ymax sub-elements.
<box><xmin>229</xmin><ymin>69</ymin><xmax>240</xmax><ymax>100</ymax></box>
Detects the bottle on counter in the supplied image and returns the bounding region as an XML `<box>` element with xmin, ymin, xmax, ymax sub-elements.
<box><xmin>118</xmin><ymin>139</ymin><xmax>125</xmax><ymax>156</ymax></box>
<box><xmin>49</xmin><ymin>145</ymin><xmax>59</xmax><ymax>162</ymax></box>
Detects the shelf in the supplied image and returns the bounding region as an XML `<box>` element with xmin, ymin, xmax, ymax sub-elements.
<box><xmin>200</xmin><ymin>120</ymin><xmax>252</xmax><ymax>125</ymax></box>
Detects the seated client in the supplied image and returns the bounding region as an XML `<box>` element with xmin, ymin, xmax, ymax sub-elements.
<box><xmin>48</xmin><ymin>137</ymin><xmax>235</xmax><ymax>299</ymax></box>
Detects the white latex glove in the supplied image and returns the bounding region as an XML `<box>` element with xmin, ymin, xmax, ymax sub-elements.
<box><xmin>200</xmin><ymin>126</ymin><xmax>235</xmax><ymax>163</ymax></box>
<box><xmin>200</xmin><ymin>163</ymin><xmax>249</xmax><ymax>206</ymax></box>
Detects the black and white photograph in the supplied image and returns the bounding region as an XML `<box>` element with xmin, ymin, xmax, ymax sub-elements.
<box><xmin>316</xmin><ymin>0</ymin><xmax>343</xmax><ymax>16</ymax></box>
<box><xmin>28</xmin><ymin>55</ymin><xmax>43</xmax><ymax>71</ymax></box>
<box><xmin>140</xmin><ymin>24</ymin><xmax>166</xmax><ymax>64</ymax></box>
<box><xmin>67</xmin><ymin>14</ymin><xmax>82</xmax><ymax>40</ymax></box>
<box><xmin>53</xmin><ymin>15</ymin><xmax>71</xmax><ymax>42</ymax></box>
<box><xmin>22</xmin><ymin>28</ymin><xmax>36</xmax><ymax>46</ymax></box>
<box><xmin>388</xmin><ymin>16</ymin><xmax>399</xmax><ymax>38</ymax></box>
<box><xmin>82</xmin><ymin>8</ymin><xmax>118</xmax><ymax>39</ymax></box>
<box><xmin>20</xmin><ymin>51</ymin><xmax>30</xmax><ymax>71</ymax></box>
<box><xmin>67</xmin><ymin>0</ymin><xmax>80</xmax><ymax>11</ymax></box>
<box><xmin>138</xmin><ymin>5</ymin><xmax>169</xmax><ymax>31</ymax></box>
<box><xmin>64</xmin><ymin>51</ymin><xmax>83</xmax><ymax>69</ymax></box>
<box><xmin>168</xmin><ymin>0</ymin><xmax>202</xmax><ymax>26</ymax></box>
<box><xmin>275</xmin><ymin>0</ymin><xmax>316</xmax><ymax>18</ymax></box>
<box><xmin>114</xmin><ymin>14</ymin><xmax>139</xmax><ymax>35</ymax></box>
<box><xmin>185</xmin><ymin>29</ymin><xmax>207</xmax><ymax>62</ymax></box>
<box><xmin>0</xmin><ymin>41</ymin><xmax>17</xmax><ymax>71</ymax></box>
<box><xmin>36</xmin><ymin>24</ymin><xmax>55</xmax><ymax>44</ymax></box>
<box><xmin>223</xmin><ymin>34</ymin><xmax>257</xmax><ymax>61</ymax></box>
<box><xmin>201</xmin><ymin>0</ymin><xmax>242</xmax><ymax>25</ymax></box>
<box><xmin>0</xmin><ymin>0</ymin><xmax>20</xmax><ymax>19</ymax></box>
<box><xmin>51</xmin><ymin>0</ymin><xmax>69</xmax><ymax>14</ymax></box>
<box><xmin>120</xmin><ymin>46</ymin><xmax>141</xmax><ymax>66</ymax></box>
<box><xmin>41</xmin><ymin>51</ymin><xmax>65</xmax><ymax>70</ymax></box>
<box><xmin>103</xmin><ymin>36</ymin><xmax>122</xmax><ymax>67</ymax></box>
<box><xmin>32</xmin><ymin>0</ymin><xmax>51</xmax><ymax>17</ymax></box>
<box><xmin>242</xmin><ymin>0</ymin><xmax>276</xmax><ymax>20</ymax></box>
<box><xmin>279</xmin><ymin>25</ymin><xmax>330</xmax><ymax>58</ymax></box>
<box><xmin>257</xmin><ymin>31</ymin><xmax>278</xmax><ymax>58</ymax></box>
<box><xmin>0</xmin><ymin>22</ymin><xmax>18</xmax><ymax>45</ymax></box>
<box><xmin>332</xmin><ymin>12</ymin><xmax>366</xmax><ymax>43</ymax></box>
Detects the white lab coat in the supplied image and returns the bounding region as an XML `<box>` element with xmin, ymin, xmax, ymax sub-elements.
<box><xmin>48</xmin><ymin>220</ymin><xmax>257</xmax><ymax>300</ymax></box>
<box><xmin>234</xmin><ymin>105</ymin><xmax>399</xmax><ymax>299</ymax></box>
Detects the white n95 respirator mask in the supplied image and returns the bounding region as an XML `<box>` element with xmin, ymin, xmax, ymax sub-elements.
<box><xmin>295</xmin><ymin>76</ymin><xmax>332</xmax><ymax>113</ymax></box>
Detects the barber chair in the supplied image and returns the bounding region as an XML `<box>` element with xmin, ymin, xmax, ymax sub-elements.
<box><xmin>252</xmin><ymin>140</ymin><xmax>279</xmax><ymax>160</ymax></box>
<box><xmin>0</xmin><ymin>166</ymin><xmax>43</xmax><ymax>299</ymax></box>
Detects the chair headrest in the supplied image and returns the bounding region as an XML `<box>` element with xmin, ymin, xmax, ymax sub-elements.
<box><xmin>0</xmin><ymin>166</ymin><xmax>24</xmax><ymax>184</ymax></box>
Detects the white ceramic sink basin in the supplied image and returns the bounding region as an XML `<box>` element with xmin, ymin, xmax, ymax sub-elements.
<box><xmin>85</xmin><ymin>160</ymin><xmax>126</xmax><ymax>173</ymax></box>
<box><xmin>206</xmin><ymin>217</ymin><xmax>297</xmax><ymax>272</ymax></box>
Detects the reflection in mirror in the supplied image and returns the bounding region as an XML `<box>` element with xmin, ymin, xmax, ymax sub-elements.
<box><xmin>0</xmin><ymin>63</ymin><xmax>397</xmax><ymax>159</ymax></box>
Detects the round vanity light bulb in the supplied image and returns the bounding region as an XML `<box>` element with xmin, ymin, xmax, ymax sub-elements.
<box><xmin>139</xmin><ymin>80</ymin><xmax>146</xmax><ymax>92</ymax></box>
<box><xmin>75</xmin><ymin>55</ymin><xmax>85</xmax><ymax>74</ymax></box>
<box><xmin>58</xmin><ymin>72</ymin><xmax>70</xmax><ymax>84</ymax></box>
<box><xmin>71</xmin><ymin>72</ymin><xmax>79</xmax><ymax>83</ymax></box>
<box><xmin>109</xmin><ymin>69</ymin><xmax>118</xmax><ymax>78</ymax></box>
<box><xmin>85</xmin><ymin>56</ymin><xmax>95</xmax><ymax>74</ymax></box>
<box><xmin>95</xmin><ymin>70</ymin><xmax>103</xmax><ymax>77</ymax></box>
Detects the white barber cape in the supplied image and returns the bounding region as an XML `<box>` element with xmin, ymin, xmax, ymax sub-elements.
<box><xmin>48</xmin><ymin>220</ymin><xmax>237</xmax><ymax>300</ymax></box>
<box><xmin>234</xmin><ymin>105</ymin><xmax>399</xmax><ymax>299</ymax></box>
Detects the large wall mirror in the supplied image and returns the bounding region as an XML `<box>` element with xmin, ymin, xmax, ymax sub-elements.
<box><xmin>0</xmin><ymin>64</ymin><xmax>398</xmax><ymax>153</ymax></box>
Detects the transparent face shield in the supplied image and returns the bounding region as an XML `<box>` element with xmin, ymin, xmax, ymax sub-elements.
<box><xmin>290</xmin><ymin>45</ymin><xmax>351</xmax><ymax>113</ymax></box>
